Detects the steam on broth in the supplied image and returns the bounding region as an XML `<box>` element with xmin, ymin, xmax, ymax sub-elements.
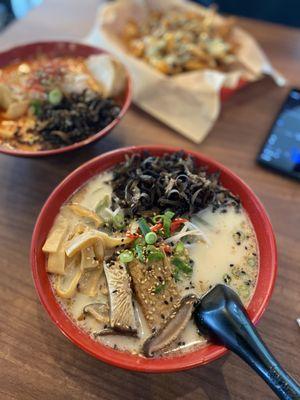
<box><xmin>43</xmin><ymin>152</ymin><xmax>259</xmax><ymax>357</ymax></box>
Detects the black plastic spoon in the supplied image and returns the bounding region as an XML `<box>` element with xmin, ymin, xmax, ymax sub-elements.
<box><xmin>193</xmin><ymin>284</ymin><xmax>300</xmax><ymax>400</ymax></box>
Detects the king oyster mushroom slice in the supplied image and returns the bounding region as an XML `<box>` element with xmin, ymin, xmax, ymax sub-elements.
<box><xmin>104</xmin><ymin>261</ymin><xmax>138</xmax><ymax>336</ymax></box>
<box><xmin>143</xmin><ymin>294</ymin><xmax>197</xmax><ymax>357</ymax></box>
<box><xmin>65</xmin><ymin>230</ymin><xmax>132</xmax><ymax>258</ymax></box>
<box><xmin>68</xmin><ymin>203</ymin><xmax>103</xmax><ymax>228</ymax></box>
<box><xmin>82</xmin><ymin>303</ymin><xmax>109</xmax><ymax>324</ymax></box>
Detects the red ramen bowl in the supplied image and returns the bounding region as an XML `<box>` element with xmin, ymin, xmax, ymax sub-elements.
<box><xmin>31</xmin><ymin>146</ymin><xmax>277</xmax><ymax>372</ymax></box>
<box><xmin>0</xmin><ymin>41</ymin><xmax>132</xmax><ymax>157</ymax></box>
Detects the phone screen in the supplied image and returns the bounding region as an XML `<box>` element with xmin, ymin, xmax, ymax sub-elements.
<box><xmin>257</xmin><ymin>88</ymin><xmax>300</xmax><ymax>181</ymax></box>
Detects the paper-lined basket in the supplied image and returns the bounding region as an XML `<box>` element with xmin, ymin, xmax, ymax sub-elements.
<box><xmin>84</xmin><ymin>0</ymin><xmax>285</xmax><ymax>143</ymax></box>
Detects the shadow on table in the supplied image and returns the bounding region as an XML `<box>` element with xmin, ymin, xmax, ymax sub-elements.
<box><xmin>35</xmin><ymin>301</ymin><xmax>231</xmax><ymax>400</ymax></box>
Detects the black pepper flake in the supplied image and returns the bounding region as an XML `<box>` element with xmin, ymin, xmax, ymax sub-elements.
<box><xmin>223</xmin><ymin>274</ymin><xmax>231</xmax><ymax>284</ymax></box>
<box><xmin>164</xmin><ymin>300</ymin><xmax>169</xmax><ymax>305</ymax></box>
<box><xmin>161</xmin><ymin>314</ymin><xmax>165</xmax><ymax>319</ymax></box>
<box><xmin>252</xmin><ymin>252</ymin><xmax>257</xmax><ymax>257</ymax></box>
<box><xmin>114</xmin><ymin>344</ymin><xmax>118</xmax><ymax>350</ymax></box>
<box><xmin>112</xmin><ymin>289</ymin><xmax>118</xmax><ymax>294</ymax></box>
<box><xmin>230</xmin><ymin>263</ymin><xmax>234</xmax><ymax>267</ymax></box>
<box><xmin>170</xmin><ymin>296</ymin><xmax>173</xmax><ymax>302</ymax></box>
<box><xmin>185</xmin><ymin>286</ymin><xmax>189</xmax><ymax>290</ymax></box>
<box><xmin>237</xmin><ymin>242</ymin><xmax>241</xmax><ymax>246</ymax></box>
<box><xmin>245</xmin><ymin>246</ymin><xmax>248</xmax><ymax>250</ymax></box>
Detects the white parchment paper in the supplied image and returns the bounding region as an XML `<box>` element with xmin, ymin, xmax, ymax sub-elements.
<box><xmin>84</xmin><ymin>0</ymin><xmax>285</xmax><ymax>143</ymax></box>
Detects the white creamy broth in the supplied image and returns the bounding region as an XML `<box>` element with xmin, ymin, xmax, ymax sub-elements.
<box><xmin>46</xmin><ymin>168</ymin><xmax>259</xmax><ymax>358</ymax></box>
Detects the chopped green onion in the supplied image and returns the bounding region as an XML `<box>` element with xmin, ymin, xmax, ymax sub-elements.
<box><xmin>174</xmin><ymin>241</ymin><xmax>185</xmax><ymax>255</ymax></box>
<box><xmin>112</xmin><ymin>212</ymin><xmax>125</xmax><ymax>230</ymax></box>
<box><xmin>135</xmin><ymin>244</ymin><xmax>145</xmax><ymax>262</ymax></box>
<box><xmin>145</xmin><ymin>231</ymin><xmax>157</xmax><ymax>245</ymax></box>
<box><xmin>171</xmin><ymin>256</ymin><xmax>192</xmax><ymax>275</ymax></box>
<box><xmin>148</xmin><ymin>250</ymin><xmax>164</xmax><ymax>262</ymax></box>
<box><xmin>163</xmin><ymin>211</ymin><xmax>175</xmax><ymax>237</ymax></box>
<box><xmin>154</xmin><ymin>283</ymin><xmax>166</xmax><ymax>294</ymax></box>
<box><xmin>152</xmin><ymin>215</ymin><xmax>163</xmax><ymax>223</ymax></box>
<box><xmin>48</xmin><ymin>88</ymin><xmax>63</xmax><ymax>105</ymax></box>
<box><xmin>30</xmin><ymin>99</ymin><xmax>42</xmax><ymax>116</ymax></box>
<box><xmin>119</xmin><ymin>250</ymin><xmax>134</xmax><ymax>264</ymax></box>
<box><xmin>138</xmin><ymin>217</ymin><xmax>151</xmax><ymax>236</ymax></box>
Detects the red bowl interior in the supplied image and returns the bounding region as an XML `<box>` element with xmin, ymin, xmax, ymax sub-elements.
<box><xmin>0</xmin><ymin>41</ymin><xmax>132</xmax><ymax>157</ymax></box>
<box><xmin>31</xmin><ymin>145</ymin><xmax>277</xmax><ymax>372</ymax></box>
<box><xmin>220</xmin><ymin>78</ymin><xmax>248</xmax><ymax>101</ymax></box>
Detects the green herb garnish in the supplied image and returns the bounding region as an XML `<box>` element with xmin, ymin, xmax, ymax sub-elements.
<box><xmin>154</xmin><ymin>283</ymin><xmax>166</xmax><ymax>294</ymax></box>
<box><xmin>171</xmin><ymin>256</ymin><xmax>193</xmax><ymax>275</ymax></box>
<box><xmin>134</xmin><ymin>238</ymin><xmax>146</xmax><ymax>262</ymax></box>
<box><xmin>174</xmin><ymin>241</ymin><xmax>185</xmax><ymax>255</ymax></box>
<box><xmin>163</xmin><ymin>211</ymin><xmax>175</xmax><ymax>237</ymax></box>
<box><xmin>112</xmin><ymin>212</ymin><xmax>125</xmax><ymax>230</ymax></box>
<box><xmin>148</xmin><ymin>250</ymin><xmax>164</xmax><ymax>262</ymax></box>
<box><xmin>138</xmin><ymin>217</ymin><xmax>151</xmax><ymax>236</ymax></box>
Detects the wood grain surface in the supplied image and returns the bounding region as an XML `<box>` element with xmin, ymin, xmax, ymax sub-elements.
<box><xmin>0</xmin><ymin>1</ymin><xmax>299</xmax><ymax>399</ymax></box>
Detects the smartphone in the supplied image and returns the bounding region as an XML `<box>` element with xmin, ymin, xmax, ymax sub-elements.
<box><xmin>257</xmin><ymin>88</ymin><xmax>300</xmax><ymax>181</ymax></box>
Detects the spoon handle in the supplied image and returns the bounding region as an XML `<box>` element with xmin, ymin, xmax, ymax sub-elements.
<box><xmin>194</xmin><ymin>287</ymin><xmax>300</xmax><ymax>400</ymax></box>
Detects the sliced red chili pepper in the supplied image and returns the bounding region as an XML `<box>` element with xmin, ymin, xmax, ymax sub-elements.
<box><xmin>125</xmin><ymin>231</ymin><xmax>141</xmax><ymax>239</ymax></box>
<box><xmin>170</xmin><ymin>218</ymin><xmax>188</xmax><ymax>233</ymax></box>
<box><xmin>151</xmin><ymin>223</ymin><xmax>163</xmax><ymax>232</ymax></box>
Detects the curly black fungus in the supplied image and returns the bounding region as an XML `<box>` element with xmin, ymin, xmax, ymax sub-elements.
<box><xmin>112</xmin><ymin>151</ymin><xmax>240</xmax><ymax>217</ymax></box>
<box><xmin>36</xmin><ymin>91</ymin><xmax>120</xmax><ymax>149</ymax></box>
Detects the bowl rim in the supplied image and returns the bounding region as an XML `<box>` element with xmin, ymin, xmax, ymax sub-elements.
<box><xmin>30</xmin><ymin>145</ymin><xmax>277</xmax><ymax>372</ymax></box>
<box><xmin>0</xmin><ymin>41</ymin><xmax>132</xmax><ymax>158</ymax></box>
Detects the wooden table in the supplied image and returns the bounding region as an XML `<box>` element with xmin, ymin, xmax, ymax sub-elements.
<box><xmin>0</xmin><ymin>1</ymin><xmax>299</xmax><ymax>399</ymax></box>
